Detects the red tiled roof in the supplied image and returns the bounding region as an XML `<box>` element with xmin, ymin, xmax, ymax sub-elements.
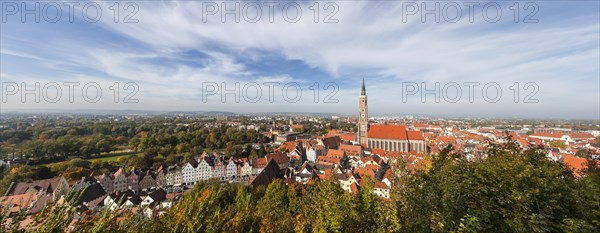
<box><xmin>6</xmin><ymin>177</ymin><xmax>65</xmax><ymax>196</ymax></box>
<box><xmin>530</xmin><ymin>133</ymin><xmax>562</xmax><ymax>139</ymax></box>
<box><xmin>569</xmin><ymin>133</ymin><xmax>595</xmax><ymax>139</ymax></box>
<box><xmin>354</xmin><ymin>167</ymin><xmax>376</xmax><ymax>179</ymax></box>
<box><xmin>321</xmin><ymin>136</ymin><xmax>342</xmax><ymax>148</ymax></box>
<box><xmin>252</xmin><ymin>158</ymin><xmax>268</xmax><ymax>168</ymax></box>
<box><xmin>374</xmin><ymin>181</ymin><xmax>389</xmax><ymax>189</ymax></box>
<box><xmin>0</xmin><ymin>192</ymin><xmax>40</xmax><ymax>214</ymax></box>
<box><xmin>265</xmin><ymin>153</ymin><xmax>290</xmax><ymax>165</ymax></box>
<box><xmin>371</xmin><ymin>148</ymin><xmax>385</xmax><ymax>156</ymax></box>
<box><xmin>326</xmin><ymin>149</ymin><xmax>345</xmax><ymax>158</ymax></box>
<box><xmin>407</xmin><ymin>131</ymin><xmax>424</xmax><ymax>140</ymax></box>
<box><xmin>326</xmin><ymin>130</ymin><xmax>343</xmax><ymax>136</ymax></box>
<box><xmin>339</xmin><ymin>133</ymin><xmax>357</xmax><ymax>142</ymax></box>
<box><xmin>339</xmin><ymin>144</ymin><xmax>361</xmax><ymax>157</ymax></box>
<box><xmin>436</xmin><ymin>136</ymin><xmax>457</xmax><ymax>143</ymax></box>
<box><xmin>349</xmin><ymin>182</ymin><xmax>359</xmax><ymax>194</ymax></box>
<box><xmin>368</xmin><ymin>125</ymin><xmax>408</xmax><ymax>140</ymax></box>
<box><xmin>317</xmin><ymin>156</ymin><xmax>341</xmax><ymax>165</ymax></box>
<box><xmin>563</xmin><ymin>155</ymin><xmax>587</xmax><ymax>173</ymax></box>
<box><xmin>279</xmin><ymin>141</ymin><xmax>298</xmax><ymax>152</ymax></box>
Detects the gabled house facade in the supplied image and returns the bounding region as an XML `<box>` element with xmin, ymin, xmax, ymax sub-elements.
<box><xmin>126</xmin><ymin>168</ymin><xmax>140</xmax><ymax>192</ymax></box>
<box><xmin>196</xmin><ymin>157</ymin><xmax>212</xmax><ymax>181</ymax></box>
<box><xmin>113</xmin><ymin>168</ymin><xmax>127</xmax><ymax>193</ymax></box>
<box><xmin>212</xmin><ymin>157</ymin><xmax>225</xmax><ymax>181</ymax></box>
<box><xmin>182</xmin><ymin>161</ymin><xmax>197</xmax><ymax>185</ymax></box>
<box><xmin>97</xmin><ymin>173</ymin><xmax>114</xmax><ymax>194</ymax></box>
<box><xmin>225</xmin><ymin>159</ymin><xmax>237</xmax><ymax>180</ymax></box>
<box><xmin>139</xmin><ymin>172</ymin><xmax>157</xmax><ymax>191</ymax></box>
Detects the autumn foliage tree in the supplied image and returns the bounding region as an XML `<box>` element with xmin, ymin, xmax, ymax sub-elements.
<box><xmin>4</xmin><ymin>136</ymin><xmax>599</xmax><ymax>233</ymax></box>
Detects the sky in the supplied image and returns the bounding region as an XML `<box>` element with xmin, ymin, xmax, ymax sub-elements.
<box><xmin>0</xmin><ymin>0</ymin><xmax>599</xmax><ymax>119</ymax></box>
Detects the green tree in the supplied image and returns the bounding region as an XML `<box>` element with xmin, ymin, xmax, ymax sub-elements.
<box><xmin>256</xmin><ymin>179</ymin><xmax>293</xmax><ymax>232</ymax></box>
<box><xmin>549</xmin><ymin>140</ymin><xmax>567</xmax><ymax>150</ymax></box>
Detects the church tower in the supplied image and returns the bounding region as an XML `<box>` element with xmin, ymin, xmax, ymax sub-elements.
<box><xmin>358</xmin><ymin>79</ymin><xmax>368</xmax><ymax>145</ymax></box>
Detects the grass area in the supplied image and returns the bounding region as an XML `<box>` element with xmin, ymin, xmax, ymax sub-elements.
<box><xmin>86</xmin><ymin>153</ymin><xmax>141</xmax><ymax>163</ymax></box>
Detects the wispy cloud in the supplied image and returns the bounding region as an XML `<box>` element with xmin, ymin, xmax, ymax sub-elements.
<box><xmin>0</xmin><ymin>1</ymin><xmax>598</xmax><ymax>118</ymax></box>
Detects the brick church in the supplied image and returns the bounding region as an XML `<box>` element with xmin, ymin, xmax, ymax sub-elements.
<box><xmin>357</xmin><ymin>79</ymin><xmax>426</xmax><ymax>154</ymax></box>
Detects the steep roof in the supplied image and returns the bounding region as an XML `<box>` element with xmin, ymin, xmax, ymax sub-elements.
<box><xmin>249</xmin><ymin>159</ymin><xmax>281</xmax><ymax>188</ymax></box>
<box><xmin>368</xmin><ymin>125</ymin><xmax>408</xmax><ymax>140</ymax></box>
<box><xmin>265</xmin><ymin>153</ymin><xmax>290</xmax><ymax>165</ymax></box>
<box><xmin>279</xmin><ymin>141</ymin><xmax>299</xmax><ymax>152</ymax></box>
<box><xmin>252</xmin><ymin>157</ymin><xmax>268</xmax><ymax>168</ymax></box>
<box><xmin>188</xmin><ymin>158</ymin><xmax>199</xmax><ymax>168</ymax></box>
<box><xmin>0</xmin><ymin>192</ymin><xmax>42</xmax><ymax>215</ymax></box>
<box><xmin>326</xmin><ymin>149</ymin><xmax>345</xmax><ymax>158</ymax></box>
<box><xmin>374</xmin><ymin>181</ymin><xmax>389</xmax><ymax>189</ymax></box>
<box><xmin>70</xmin><ymin>183</ymin><xmax>107</xmax><ymax>206</ymax></box>
<box><xmin>5</xmin><ymin>177</ymin><xmax>65</xmax><ymax>196</ymax></box>
<box><xmin>349</xmin><ymin>182</ymin><xmax>359</xmax><ymax>194</ymax></box>
<box><xmin>148</xmin><ymin>188</ymin><xmax>167</xmax><ymax>202</ymax></box>
<box><xmin>339</xmin><ymin>144</ymin><xmax>362</xmax><ymax>157</ymax></box>
<box><xmin>114</xmin><ymin>168</ymin><xmax>125</xmax><ymax>177</ymax></box>
<box><xmin>407</xmin><ymin>131</ymin><xmax>424</xmax><ymax>140</ymax></box>
<box><xmin>322</xmin><ymin>136</ymin><xmax>342</xmax><ymax>149</ymax></box>
<box><xmin>361</xmin><ymin>78</ymin><xmax>366</xmax><ymax>95</ymax></box>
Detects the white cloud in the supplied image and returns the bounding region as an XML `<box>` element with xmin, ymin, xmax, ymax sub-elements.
<box><xmin>1</xmin><ymin>1</ymin><xmax>598</xmax><ymax>118</ymax></box>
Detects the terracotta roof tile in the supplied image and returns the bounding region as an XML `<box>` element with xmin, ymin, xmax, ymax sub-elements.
<box><xmin>339</xmin><ymin>144</ymin><xmax>362</xmax><ymax>157</ymax></box>
<box><xmin>407</xmin><ymin>131</ymin><xmax>424</xmax><ymax>140</ymax></box>
<box><xmin>569</xmin><ymin>133</ymin><xmax>595</xmax><ymax>139</ymax></box>
<box><xmin>326</xmin><ymin>149</ymin><xmax>345</xmax><ymax>158</ymax></box>
<box><xmin>368</xmin><ymin>125</ymin><xmax>408</xmax><ymax>140</ymax></box>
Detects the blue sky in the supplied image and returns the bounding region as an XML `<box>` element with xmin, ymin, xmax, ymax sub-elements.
<box><xmin>1</xmin><ymin>1</ymin><xmax>599</xmax><ymax>119</ymax></box>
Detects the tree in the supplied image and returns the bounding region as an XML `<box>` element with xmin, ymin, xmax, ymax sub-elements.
<box><xmin>249</xmin><ymin>149</ymin><xmax>259</xmax><ymax>160</ymax></box>
<box><xmin>256</xmin><ymin>179</ymin><xmax>293</xmax><ymax>232</ymax></box>
<box><xmin>301</xmin><ymin>180</ymin><xmax>356</xmax><ymax>232</ymax></box>
<box><xmin>66</xmin><ymin>128</ymin><xmax>78</xmax><ymax>136</ymax></box>
<box><xmin>258</xmin><ymin>145</ymin><xmax>267</xmax><ymax>157</ymax></box>
<box><xmin>69</xmin><ymin>158</ymin><xmax>91</xmax><ymax>168</ymax></box>
<box><xmin>575</xmin><ymin>149</ymin><xmax>592</xmax><ymax>158</ymax></box>
<box><xmin>549</xmin><ymin>140</ymin><xmax>567</xmax><ymax>150</ymax></box>
<box><xmin>128</xmin><ymin>155</ymin><xmax>148</xmax><ymax>169</ymax></box>
<box><xmin>61</xmin><ymin>167</ymin><xmax>91</xmax><ymax>181</ymax></box>
<box><xmin>399</xmin><ymin>137</ymin><xmax>590</xmax><ymax>232</ymax></box>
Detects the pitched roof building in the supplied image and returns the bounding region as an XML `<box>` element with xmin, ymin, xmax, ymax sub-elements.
<box><xmin>366</xmin><ymin>124</ymin><xmax>426</xmax><ymax>153</ymax></box>
<box><xmin>4</xmin><ymin>177</ymin><xmax>69</xmax><ymax>201</ymax></box>
<box><xmin>357</xmin><ymin>81</ymin><xmax>427</xmax><ymax>154</ymax></box>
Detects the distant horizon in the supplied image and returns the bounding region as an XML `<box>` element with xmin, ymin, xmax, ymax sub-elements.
<box><xmin>1</xmin><ymin>108</ymin><xmax>599</xmax><ymax>121</ymax></box>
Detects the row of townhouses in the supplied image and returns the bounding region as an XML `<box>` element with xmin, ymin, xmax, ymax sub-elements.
<box><xmin>78</xmin><ymin>151</ymin><xmax>291</xmax><ymax>195</ymax></box>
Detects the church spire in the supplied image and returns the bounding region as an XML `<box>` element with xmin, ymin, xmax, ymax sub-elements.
<box><xmin>358</xmin><ymin>78</ymin><xmax>368</xmax><ymax>145</ymax></box>
<box><xmin>361</xmin><ymin>78</ymin><xmax>366</xmax><ymax>95</ymax></box>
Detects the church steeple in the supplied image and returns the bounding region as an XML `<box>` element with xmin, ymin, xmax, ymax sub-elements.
<box><xmin>358</xmin><ymin>79</ymin><xmax>368</xmax><ymax>145</ymax></box>
<box><xmin>361</xmin><ymin>78</ymin><xmax>366</xmax><ymax>95</ymax></box>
